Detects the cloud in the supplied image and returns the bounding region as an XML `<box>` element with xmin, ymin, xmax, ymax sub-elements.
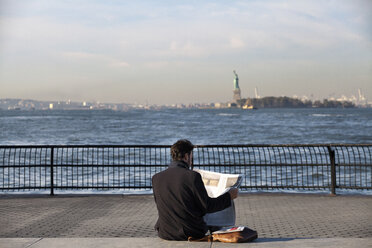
<box><xmin>144</xmin><ymin>61</ymin><xmax>169</xmax><ymax>68</ymax></box>
<box><xmin>61</xmin><ymin>51</ymin><xmax>130</xmax><ymax>68</ymax></box>
<box><xmin>168</xmin><ymin>41</ymin><xmax>207</xmax><ymax>58</ymax></box>
<box><xmin>109</xmin><ymin>60</ymin><xmax>130</xmax><ymax>68</ymax></box>
<box><xmin>62</xmin><ymin>52</ymin><xmax>98</xmax><ymax>59</ymax></box>
<box><xmin>1</xmin><ymin>0</ymin><xmax>371</xmax><ymax>103</ymax></box>
<box><xmin>229</xmin><ymin>37</ymin><xmax>245</xmax><ymax>49</ymax></box>
<box><xmin>3</xmin><ymin>1</ymin><xmax>369</xmax><ymax>62</ymax></box>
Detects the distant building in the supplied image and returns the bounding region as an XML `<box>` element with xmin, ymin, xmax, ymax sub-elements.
<box><xmin>214</xmin><ymin>102</ymin><xmax>222</xmax><ymax>108</ymax></box>
<box><xmin>214</xmin><ymin>102</ymin><xmax>228</xmax><ymax>108</ymax></box>
<box><xmin>255</xmin><ymin>87</ymin><xmax>260</xmax><ymax>99</ymax></box>
<box><xmin>228</xmin><ymin>102</ymin><xmax>238</xmax><ymax>108</ymax></box>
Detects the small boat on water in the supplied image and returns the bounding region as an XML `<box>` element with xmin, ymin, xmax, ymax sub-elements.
<box><xmin>242</xmin><ymin>105</ymin><xmax>257</xmax><ymax>110</ymax></box>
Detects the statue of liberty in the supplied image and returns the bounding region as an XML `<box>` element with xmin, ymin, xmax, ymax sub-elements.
<box><xmin>233</xmin><ymin>70</ymin><xmax>241</xmax><ymax>102</ymax></box>
<box><xmin>233</xmin><ymin>70</ymin><xmax>239</xmax><ymax>90</ymax></box>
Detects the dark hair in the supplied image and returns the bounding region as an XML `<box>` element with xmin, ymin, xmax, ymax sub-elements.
<box><xmin>171</xmin><ymin>139</ymin><xmax>194</xmax><ymax>161</ymax></box>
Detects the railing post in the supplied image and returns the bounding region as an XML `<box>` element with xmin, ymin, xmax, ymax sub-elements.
<box><xmin>50</xmin><ymin>147</ymin><xmax>54</xmax><ymax>196</ymax></box>
<box><xmin>327</xmin><ymin>146</ymin><xmax>336</xmax><ymax>196</ymax></box>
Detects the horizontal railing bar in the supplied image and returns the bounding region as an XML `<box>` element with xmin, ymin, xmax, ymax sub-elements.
<box><xmin>336</xmin><ymin>163</ymin><xmax>372</xmax><ymax>167</ymax></box>
<box><xmin>23</xmin><ymin>143</ymin><xmax>359</xmax><ymax>148</ymax></box>
<box><xmin>53</xmin><ymin>186</ymin><xmax>153</xmax><ymax>189</ymax></box>
<box><xmin>2</xmin><ymin>164</ymin><xmax>372</xmax><ymax>168</ymax></box>
<box><xmin>3</xmin><ymin>186</ymin><xmax>370</xmax><ymax>190</ymax></box>
<box><xmin>0</xmin><ymin>187</ymin><xmax>51</xmax><ymax>190</ymax></box>
<box><xmin>0</xmin><ymin>145</ymin><xmax>171</xmax><ymax>148</ymax></box>
<box><xmin>0</xmin><ymin>187</ymin><xmax>153</xmax><ymax>190</ymax></box>
<box><xmin>197</xmin><ymin>144</ymin><xmax>372</xmax><ymax>147</ymax></box>
<box><xmin>0</xmin><ymin>165</ymin><xmax>52</xmax><ymax>168</ymax></box>
<box><xmin>240</xmin><ymin>186</ymin><xmax>330</xmax><ymax>189</ymax></box>
<box><xmin>0</xmin><ymin>185</ymin><xmax>330</xmax><ymax>188</ymax></box>
<box><xmin>336</xmin><ymin>186</ymin><xmax>372</xmax><ymax>189</ymax></box>
<box><xmin>0</xmin><ymin>164</ymin><xmax>331</xmax><ymax>167</ymax></box>
<box><xmin>196</xmin><ymin>164</ymin><xmax>332</xmax><ymax>167</ymax></box>
<box><xmin>1</xmin><ymin>164</ymin><xmax>168</xmax><ymax>168</ymax></box>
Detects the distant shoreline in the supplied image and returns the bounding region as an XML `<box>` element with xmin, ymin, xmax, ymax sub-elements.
<box><xmin>1</xmin><ymin>106</ymin><xmax>371</xmax><ymax>112</ymax></box>
<box><xmin>1</xmin><ymin>96</ymin><xmax>369</xmax><ymax>111</ymax></box>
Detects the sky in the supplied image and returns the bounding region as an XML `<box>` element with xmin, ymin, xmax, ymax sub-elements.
<box><xmin>0</xmin><ymin>0</ymin><xmax>371</xmax><ymax>105</ymax></box>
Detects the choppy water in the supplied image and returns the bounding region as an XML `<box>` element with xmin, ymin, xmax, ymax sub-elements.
<box><xmin>1</xmin><ymin>108</ymin><xmax>371</xmax><ymax>195</ymax></box>
<box><xmin>1</xmin><ymin>108</ymin><xmax>371</xmax><ymax>145</ymax></box>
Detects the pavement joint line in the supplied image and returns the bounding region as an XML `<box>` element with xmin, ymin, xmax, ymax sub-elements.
<box><xmin>24</xmin><ymin>238</ymin><xmax>43</xmax><ymax>248</ymax></box>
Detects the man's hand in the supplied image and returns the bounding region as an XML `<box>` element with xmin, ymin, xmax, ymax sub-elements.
<box><xmin>229</xmin><ymin>188</ymin><xmax>239</xmax><ymax>200</ymax></box>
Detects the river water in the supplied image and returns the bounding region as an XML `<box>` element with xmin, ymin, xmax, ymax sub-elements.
<box><xmin>1</xmin><ymin>108</ymin><xmax>371</xmax><ymax>195</ymax></box>
<box><xmin>1</xmin><ymin>108</ymin><xmax>371</xmax><ymax>145</ymax></box>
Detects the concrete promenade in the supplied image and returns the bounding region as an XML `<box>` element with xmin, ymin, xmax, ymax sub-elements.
<box><xmin>0</xmin><ymin>193</ymin><xmax>371</xmax><ymax>247</ymax></box>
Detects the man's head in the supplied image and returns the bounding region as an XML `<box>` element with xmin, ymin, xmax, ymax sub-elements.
<box><xmin>171</xmin><ymin>139</ymin><xmax>194</xmax><ymax>167</ymax></box>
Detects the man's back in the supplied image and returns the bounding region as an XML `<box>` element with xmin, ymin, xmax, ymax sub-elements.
<box><xmin>152</xmin><ymin>160</ymin><xmax>231</xmax><ymax>240</ymax></box>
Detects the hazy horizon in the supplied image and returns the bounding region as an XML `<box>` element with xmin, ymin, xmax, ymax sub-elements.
<box><xmin>1</xmin><ymin>0</ymin><xmax>371</xmax><ymax>105</ymax></box>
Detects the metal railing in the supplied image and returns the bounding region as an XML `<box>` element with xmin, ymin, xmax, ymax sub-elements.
<box><xmin>0</xmin><ymin>144</ymin><xmax>371</xmax><ymax>195</ymax></box>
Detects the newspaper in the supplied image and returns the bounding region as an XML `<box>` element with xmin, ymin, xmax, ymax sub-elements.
<box><xmin>212</xmin><ymin>226</ymin><xmax>245</xmax><ymax>234</ymax></box>
<box><xmin>194</xmin><ymin>169</ymin><xmax>242</xmax><ymax>227</ymax></box>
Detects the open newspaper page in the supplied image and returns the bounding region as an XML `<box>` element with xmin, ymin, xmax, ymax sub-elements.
<box><xmin>194</xmin><ymin>169</ymin><xmax>242</xmax><ymax>227</ymax></box>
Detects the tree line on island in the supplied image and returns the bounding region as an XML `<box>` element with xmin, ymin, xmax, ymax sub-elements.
<box><xmin>237</xmin><ymin>96</ymin><xmax>355</xmax><ymax>108</ymax></box>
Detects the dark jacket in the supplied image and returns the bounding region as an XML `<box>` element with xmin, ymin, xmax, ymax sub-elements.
<box><xmin>152</xmin><ymin>160</ymin><xmax>232</xmax><ymax>240</ymax></box>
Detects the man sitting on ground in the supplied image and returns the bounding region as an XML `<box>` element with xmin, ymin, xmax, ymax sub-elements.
<box><xmin>152</xmin><ymin>139</ymin><xmax>238</xmax><ymax>240</ymax></box>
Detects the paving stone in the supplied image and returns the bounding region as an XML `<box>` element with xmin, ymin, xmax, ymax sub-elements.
<box><xmin>0</xmin><ymin>194</ymin><xmax>371</xmax><ymax>238</ymax></box>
